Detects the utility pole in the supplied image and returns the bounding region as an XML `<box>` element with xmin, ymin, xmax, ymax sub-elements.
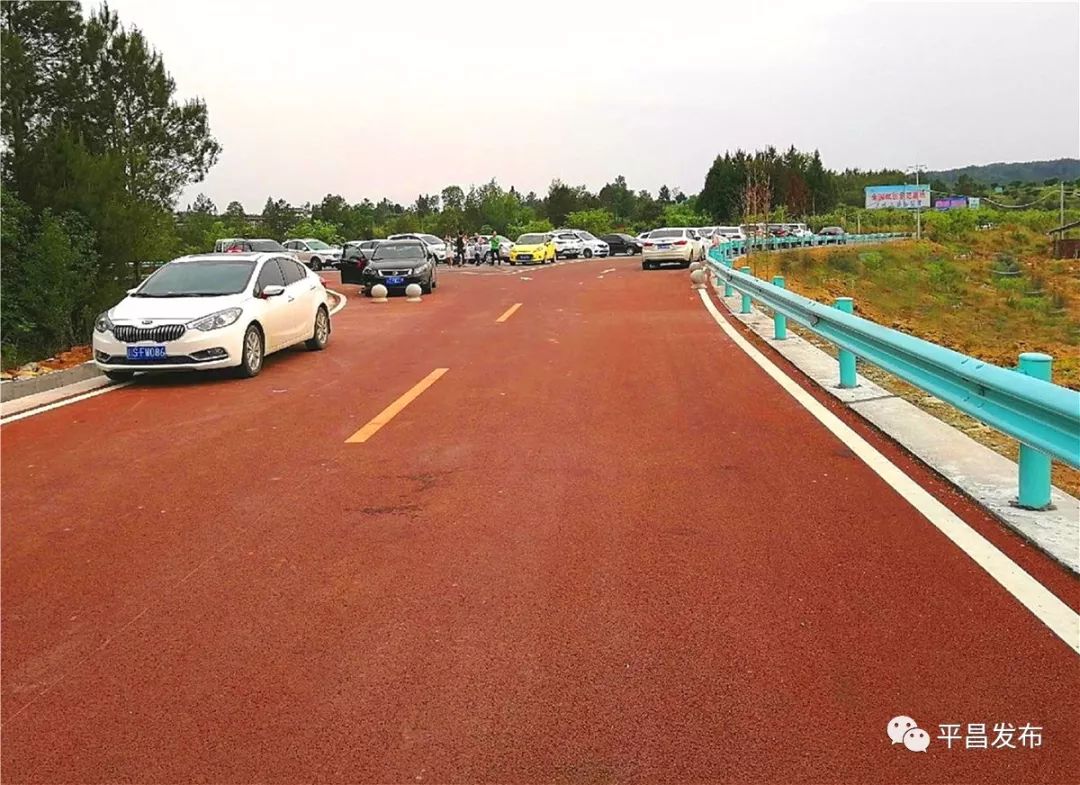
<box><xmin>1061</xmin><ymin>181</ymin><xmax>1066</xmax><ymax>228</ymax></box>
<box><xmin>908</xmin><ymin>164</ymin><xmax>927</xmax><ymax>240</ymax></box>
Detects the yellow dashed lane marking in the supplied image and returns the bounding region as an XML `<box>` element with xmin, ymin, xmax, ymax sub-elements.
<box><xmin>496</xmin><ymin>303</ymin><xmax>523</xmax><ymax>323</ymax></box>
<box><xmin>345</xmin><ymin>368</ymin><xmax>449</xmax><ymax>443</ymax></box>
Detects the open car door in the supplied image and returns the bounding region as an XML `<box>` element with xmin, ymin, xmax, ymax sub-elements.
<box><xmin>339</xmin><ymin>243</ymin><xmax>368</xmax><ymax>285</ymax></box>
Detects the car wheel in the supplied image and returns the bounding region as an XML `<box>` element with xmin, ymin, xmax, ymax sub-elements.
<box><xmin>422</xmin><ymin>274</ymin><xmax>433</xmax><ymax>294</ymax></box>
<box><xmin>104</xmin><ymin>370</ymin><xmax>134</xmax><ymax>382</ymax></box>
<box><xmin>236</xmin><ymin>324</ymin><xmax>264</xmax><ymax>378</ymax></box>
<box><xmin>311</xmin><ymin>257</ymin><xmax>323</xmax><ymax>271</ymax></box>
<box><xmin>583</xmin><ymin>248</ymin><xmax>593</xmax><ymax>259</ymax></box>
<box><xmin>509</xmin><ymin>260</ymin><xmax>516</xmax><ymax>266</ymax></box>
<box><xmin>306</xmin><ymin>307</ymin><xmax>330</xmax><ymax>351</ymax></box>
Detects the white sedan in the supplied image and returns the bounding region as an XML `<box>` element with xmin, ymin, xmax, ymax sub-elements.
<box><xmin>93</xmin><ymin>253</ymin><xmax>332</xmax><ymax>380</ymax></box>
<box><xmin>640</xmin><ymin>228</ymin><xmax>701</xmax><ymax>269</ymax></box>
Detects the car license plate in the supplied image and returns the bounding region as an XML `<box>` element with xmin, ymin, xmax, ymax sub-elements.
<box><xmin>659</xmin><ymin>244</ymin><xmax>671</xmax><ymax>250</ymax></box>
<box><xmin>126</xmin><ymin>345</ymin><xmax>166</xmax><ymax>360</ymax></box>
<box><xmin>385</xmin><ymin>276</ymin><xmax>405</xmax><ymax>285</ymax></box>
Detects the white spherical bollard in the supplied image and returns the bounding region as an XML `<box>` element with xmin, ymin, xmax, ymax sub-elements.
<box><xmin>370</xmin><ymin>283</ymin><xmax>388</xmax><ymax>302</ymax></box>
<box><xmin>690</xmin><ymin>268</ymin><xmax>707</xmax><ymax>290</ymax></box>
<box><xmin>405</xmin><ymin>283</ymin><xmax>422</xmax><ymax>302</ymax></box>
<box><xmin>689</xmin><ymin>261</ymin><xmax>702</xmax><ymax>271</ymax></box>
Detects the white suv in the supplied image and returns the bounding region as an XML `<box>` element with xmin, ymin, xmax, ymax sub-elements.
<box><xmin>551</xmin><ymin>231</ymin><xmax>585</xmax><ymax>259</ymax></box>
<box><xmin>562</xmin><ymin>230</ymin><xmax>609</xmax><ymax>259</ymax></box>
<box><xmin>283</xmin><ymin>238</ymin><xmax>342</xmax><ymax>271</ymax></box>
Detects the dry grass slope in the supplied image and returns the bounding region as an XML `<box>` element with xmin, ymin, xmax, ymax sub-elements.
<box><xmin>743</xmin><ymin>229</ymin><xmax>1080</xmax><ymax>496</ymax></box>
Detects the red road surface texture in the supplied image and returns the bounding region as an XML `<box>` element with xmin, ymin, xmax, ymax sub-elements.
<box><xmin>2</xmin><ymin>258</ymin><xmax>1077</xmax><ymax>783</ymax></box>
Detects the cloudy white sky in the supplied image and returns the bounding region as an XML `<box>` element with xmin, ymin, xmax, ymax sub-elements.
<box><xmin>102</xmin><ymin>0</ymin><xmax>1079</xmax><ymax>210</ymax></box>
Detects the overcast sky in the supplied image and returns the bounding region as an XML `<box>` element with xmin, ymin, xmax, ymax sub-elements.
<box><xmin>102</xmin><ymin>0</ymin><xmax>1079</xmax><ymax>211</ymax></box>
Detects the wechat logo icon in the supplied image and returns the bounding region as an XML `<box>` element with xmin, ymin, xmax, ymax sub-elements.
<box><xmin>888</xmin><ymin>716</ymin><xmax>930</xmax><ymax>753</ymax></box>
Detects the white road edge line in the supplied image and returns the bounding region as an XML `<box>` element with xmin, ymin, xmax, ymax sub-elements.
<box><xmin>3</xmin><ymin>292</ymin><xmax>348</xmax><ymax>428</ymax></box>
<box><xmin>697</xmin><ymin>288</ymin><xmax>1080</xmax><ymax>655</ymax></box>
<box><xmin>326</xmin><ymin>288</ymin><xmax>347</xmax><ymax>316</ymax></box>
<box><xmin>0</xmin><ymin>382</ymin><xmax>130</xmax><ymax>426</ymax></box>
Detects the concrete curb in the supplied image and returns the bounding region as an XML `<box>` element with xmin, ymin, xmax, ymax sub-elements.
<box><xmin>709</xmin><ymin>279</ymin><xmax>1080</xmax><ymax>575</ymax></box>
<box><xmin>0</xmin><ymin>361</ymin><xmax>103</xmax><ymax>403</ymax></box>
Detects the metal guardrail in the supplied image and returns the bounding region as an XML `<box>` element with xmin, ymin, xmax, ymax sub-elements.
<box><xmin>705</xmin><ymin>245</ymin><xmax>1080</xmax><ymax>510</ymax></box>
<box><xmin>714</xmin><ymin>232</ymin><xmax>909</xmax><ymax>256</ymax></box>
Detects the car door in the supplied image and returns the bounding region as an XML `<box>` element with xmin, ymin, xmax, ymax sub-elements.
<box><xmin>254</xmin><ymin>259</ymin><xmax>292</xmax><ymax>352</ymax></box>
<box><xmin>278</xmin><ymin>257</ymin><xmax>315</xmax><ymax>343</ymax></box>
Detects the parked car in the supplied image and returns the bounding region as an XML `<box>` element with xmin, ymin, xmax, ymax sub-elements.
<box><xmin>599</xmin><ymin>233</ymin><xmax>641</xmax><ymax>255</ymax></box>
<box><xmin>641</xmin><ymin>228</ymin><xmax>700</xmax><ymax>269</ymax></box>
<box><xmin>509</xmin><ymin>233</ymin><xmax>556</xmax><ymax>265</ymax></box>
<box><xmin>715</xmin><ymin>226</ymin><xmax>746</xmax><ymax>243</ymax></box>
<box><xmin>559</xmin><ymin>229</ymin><xmax>608</xmax><ymax>258</ymax></box>
<box><xmin>283</xmin><ymin>238</ymin><xmax>342</xmax><ymax>271</ymax></box>
<box><xmin>388</xmin><ymin>233</ymin><xmax>448</xmax><ymax>263</ymax></box>
<box><xmin>92</xmin><ymin>253</ymin><xmax>331</xmax><ymax>380</ymax></box>
<box><xmin>551</xmin><ymin>231</ymin><xmax>585</xmax><ymax>259</ymax></box>
<box><xmin>817</xmin><ymin>226</ymin><xmax>847</xmax><ymax>244</ymax></box>
<box><xmin>341</xmin><ymin>239</ymin><xmax>381</xmax><ymax>264</ymax></box>
<box><xmin>477</xmin><ymin>234</ymin><xmax>514</xmax><ymax>262</ymax></box>
<box><xmin>214</xmin><ymin>238</ymin><xmax>287</xmax><ymax>253</ymax></box>
<box><xmin>346</xmin><ymin>239</ymin><xmax>437</xmax><ymax>295</ymax></box>
<box><xmin>637</xmin><ymin>231</ymin><xmax>652</xmax><ymax>243</ymax></box>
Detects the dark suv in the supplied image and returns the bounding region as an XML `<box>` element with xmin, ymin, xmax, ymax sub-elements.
<box><xmin>349</xmin><ymin>239</ymin><xmax>437</xmax><ymax>295</ymax></box>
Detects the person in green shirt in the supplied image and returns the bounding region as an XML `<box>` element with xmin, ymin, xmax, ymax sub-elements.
<box><xmin>489</xmin><ymin>234</ymin><xmax>501</xmax><ymax>266</ymax></box>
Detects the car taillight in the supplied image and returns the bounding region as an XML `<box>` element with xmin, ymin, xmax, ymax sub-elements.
<box><xmin>674</xmin><ymin>240</ymin><xmax>687</xmax><ymax>246</ymax></box>
<box><xmin>643</xmin><ymin>241</ymin><xmax>654</xmax><ymax>247</ymax></box>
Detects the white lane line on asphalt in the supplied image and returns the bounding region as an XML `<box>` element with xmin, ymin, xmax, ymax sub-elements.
<box><xmin>697</xmin><ymin>288</ymin><xmax>1080</xmax><ymax>655</ymax></box>
<box><xmin>0</xmin><ymin>382</ymin><xmax>130</xmax><ymax>426</ymax></box>
<box><xmin>601</xmin><ymin>268</ymin><xmax>616</xmax><ymax>274</ymax></box>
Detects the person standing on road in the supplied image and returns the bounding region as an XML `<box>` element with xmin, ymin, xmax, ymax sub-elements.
<box><xmin>473</xmin><ymin>235</ymin><xmax>484</xmax><ymax>266</ymax></box>
<box><xmin>464</xmin><ymin>235</ymin><xmax>475</xmax><ymax>266</ymax></box>
<box><xmin>455</xmin><ymin>233</ymin><xmax>465</xmax><ymax>266</ymax></box>
<box><xmin>489</xmin><ymin>234</ymin><xmax>501</xmax><ymax>265</ymax></box>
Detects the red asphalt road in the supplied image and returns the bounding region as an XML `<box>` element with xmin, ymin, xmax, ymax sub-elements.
<box><xmin>1</xmin><ymin>257</ymin><xmax>1077</xmax><ymax>784</ymax></box>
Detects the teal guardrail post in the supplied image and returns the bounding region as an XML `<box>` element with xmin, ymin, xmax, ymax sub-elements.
<box><xmin>772</xmin><ymin>276</ymin><xmax>787</xmax><ymax>339</ymax></box>
<box><xmin>723</xmin><ymin>259</ymin><xmax>734</xmax><ymax>296</ymax></box>
<box><xmin>739</xmin><ymin>266</ymin><xmax>752</xmax><ymax>313</ymax></box>
<box><xmin>835</xmin><ymin>297</ymin><xmax>857</xmax><ymax>387</ymax></box>
<box><xmin>1015</xmin><ymin>352</ymin><xmax>1054</xmax><ymax>510</ymax></box>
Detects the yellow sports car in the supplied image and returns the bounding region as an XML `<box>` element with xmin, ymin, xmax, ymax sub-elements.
<box><xmin>509</xmin><ymin>233</ymin><xmax>556</xmax><ymax>265</ymax></box>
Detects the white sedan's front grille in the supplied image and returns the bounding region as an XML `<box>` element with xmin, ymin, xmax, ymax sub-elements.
<box><xmin>113</xmin><ymin>324</ymin><xmax>186</xmax><ymax>343</ymax></box>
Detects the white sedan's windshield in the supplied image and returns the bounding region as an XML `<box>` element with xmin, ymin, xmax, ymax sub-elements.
<box><xmin>306</xmin><ymin>240</ymin><xmax>331</xmax><ymax>250</ymax></box>
<box><xmin>136</xmin><ymin>260</ymin><xmax>256</xmax><ymax>297</ymax></box>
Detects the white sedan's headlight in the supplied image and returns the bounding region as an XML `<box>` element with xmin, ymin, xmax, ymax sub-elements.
<box><xmin>188</xmin><ymin>307</ymin><xmax>243</xmax><ymax>331</ymax></box>
<box><xmin>94</xmin><ymin>312</ymin><xmax>114</xmax><ymax>333</ymax></box>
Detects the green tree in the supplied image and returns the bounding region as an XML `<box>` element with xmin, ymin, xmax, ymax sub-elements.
<box><xmin>566</xmin><ymin>208</ymin><xmax>614</xmax><ymax>236</ymax></box>
<box><xmin>261</xmin><ymin>197</ymin><xmax>293</xmax><ymax>238</ymax></box>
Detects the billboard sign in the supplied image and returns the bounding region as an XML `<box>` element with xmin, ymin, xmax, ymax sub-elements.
<box><xmin>968</xmin><ymin>197</ymin><xmax>981</xmax><ymax>209</ymax></box>
<box><xmin>865</xmin><ymin>184</ymin><xmax>932</xmax><ymax>209</ymax></box>
<box><xmin>935</xmin><ymin>197</ymin><xmax>968</xmax><ymax>211</ymax></box>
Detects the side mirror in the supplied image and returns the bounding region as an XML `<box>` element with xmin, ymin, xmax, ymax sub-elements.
<box><xmin>261</xmin><ymin>284</ymin><xmax>285</xmax><ymax>298</ymax></box>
